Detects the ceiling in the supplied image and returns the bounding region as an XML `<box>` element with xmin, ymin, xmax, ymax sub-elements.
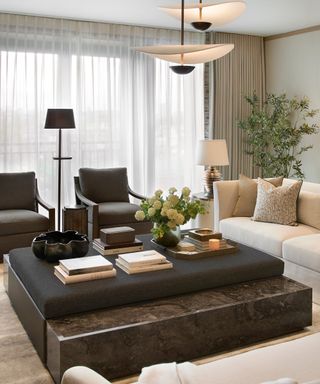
<box><xmin>0</xmin><ymin>0</ymin><xmax>320</xmax><ymax>36</ymax></box>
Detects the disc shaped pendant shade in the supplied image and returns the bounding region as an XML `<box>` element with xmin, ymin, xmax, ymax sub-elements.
<box><xmin>160</xmin><ymin>1</ymin><xmax>246</xmax><ymax>27</ymax></box>
<box><xmin>136</xmin><ymin>43</ymin><xmax>234</xmax><ymax>65</ymax></box>
<box><xmin>136</xmin><ymin>0</ymin><xmax>235</xmax><ymax>74</ymax></box>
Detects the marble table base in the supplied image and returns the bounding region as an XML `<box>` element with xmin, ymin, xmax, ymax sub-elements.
<box><xmin>46</xmin><ymin>276</ymin><xmax>312</xmax><ymax>383</ymax></box>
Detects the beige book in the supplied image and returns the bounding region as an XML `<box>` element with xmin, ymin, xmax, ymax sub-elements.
<box><xmin>116</xmin><ymin>259</ymin><xmax>173</xmax><ymax>275</ymax></box>
<box><xmin>54</xmin><ymin>265</ymin><xmax>116</xmax><ymax>284</ymax></box>
<box><xmin>118</xmin><ymin>250</ymin><xmax>166</xmax><ymax>267</ymax></box>
<box><xmin>59</xmin><ymin>255</ymin><xmax>113</xmax><ymax>275</ymax></box>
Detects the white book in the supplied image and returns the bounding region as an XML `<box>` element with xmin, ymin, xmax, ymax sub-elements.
<box><xmin>59</xmin><ymin>255</ymin><xmax>113</xmax><ymax>275</ymax></box>
<box><xmin>118</xmin><ymin>250</ymin><xmax>166</xmax><ymax>267</ymax></box>
<box><xmin>116</xmin><ymin>258</ymin><xmax>173</xmax><ymax>275</ymax></box>
<box><xmin>54</xmin><ymin>265</ymin><xmax>116</xmax><ymax>284</ymax></box>
<box><xmin>93</xmin><ymin>243</ymin><xmax>143</xmax><ymax>256</ymax></box>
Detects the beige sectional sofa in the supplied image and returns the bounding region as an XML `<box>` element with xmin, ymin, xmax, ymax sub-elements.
<box><xmin>213</xmin><ymin>178</ymin><xmax>320</xmax><ymax>303</ymax></box>
<box><xmin>61</xmin><ymin>333</ymin><xmax>320</xmax><ymax>384</ymax></box>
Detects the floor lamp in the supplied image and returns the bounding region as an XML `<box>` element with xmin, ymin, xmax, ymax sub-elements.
<box><xmin>44</xmin><ymin>109</ymin><xmax>75</xmax><ymax>230</ymax></box>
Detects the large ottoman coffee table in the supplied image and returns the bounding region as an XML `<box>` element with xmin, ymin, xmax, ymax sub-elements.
<box><xmin>3</xmin><ymin>234</ymin><xmax>312</xmax><ymax>383</ymax></box>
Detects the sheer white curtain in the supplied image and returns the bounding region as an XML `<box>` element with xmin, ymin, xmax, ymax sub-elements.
<box><xmin>0</xmin><ymin>14</ymin><xmax>204</xmax><ymax>210</ymax></box>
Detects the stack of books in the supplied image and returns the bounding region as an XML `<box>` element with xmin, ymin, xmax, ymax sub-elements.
<box><xmin>54</xmin><ymin>255</ymin><xmax>116</xmax><ymax>284</ymax></box>
<box><xmin>93</xmin><ymin>238</ymin><xmax>143</xmax><ymax>255</ymax></box>
<box><xmin>93</xmin><ymin>226</ymin><xmax>144</xmax><ymax>256</ymax></box>
<box><xmin>115</xmin><ymin>250</ymin><xmax>173</xmax><ymax>274</ymax></box>
<box><xmin>184</xmin><ymin>230</ymin><xmax>227</xmax><ymax>252</ymax></box>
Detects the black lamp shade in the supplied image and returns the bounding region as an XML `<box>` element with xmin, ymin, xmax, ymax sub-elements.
<box><xmin>170</xmin><ymin>65</ymin><xmax>195</xmax><ymax>75</ymax></box>
<box><xmin>44</xmin><ymin>109</ymin><xmax>75</xmax><ymax>129</ymax></box>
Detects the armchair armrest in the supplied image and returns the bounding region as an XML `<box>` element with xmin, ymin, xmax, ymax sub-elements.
<box><xmin>75</xmin><ymin>190</ymin><xmax>98</xmax><ymax>208</ymax></box>
<box><xmin>74</xmin><ymin>176</ymin><xmax>99</xmax><ymax>239</ymax></box>
<box><xmin>36</xmin><ymin>187</ymin><xmax>55</xmax><ymax>231</ymax></box>
<box><xmin>213</xmin><ymin>180</ymin><xmax>239</xmax><ymax>231</ymax></box>
<box><xmin>128</xmin><ymin>186</ymin><xmax>147</xmax><ymax>201</ymax></box>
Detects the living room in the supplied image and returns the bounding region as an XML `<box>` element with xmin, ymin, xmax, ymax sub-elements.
<box><xmin>1</xmin><ymin>0</ymin><xmax>320</xmax><ymax>383</ymax></box>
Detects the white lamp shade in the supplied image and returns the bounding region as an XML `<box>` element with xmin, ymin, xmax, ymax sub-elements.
<box><xmin>160</xmin><ymin>1</ymin><xmax>246</xmax><ymax>26</ymax></box>
<box><xmin>196</xmin><ymin>139</ymin><xmax>229</xmax><ymax>166</ymax></box>
<box><xmin>135</xmin><ymin>44</ymin><xmax>234</xmax><ymax>64</ymax></box>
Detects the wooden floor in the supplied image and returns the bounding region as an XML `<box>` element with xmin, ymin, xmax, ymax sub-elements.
<box><xmin>1</xmin><ymin>263</ymin><xmax>319</xmax><ymax>384</ymax></box>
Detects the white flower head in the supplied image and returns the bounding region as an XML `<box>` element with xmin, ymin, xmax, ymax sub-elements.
<box><xmin>148</xmin><ymin>197</ymin><xmax>156</xmax><ymax>205</ymax></box>
<box><xmin>182</xmin><ymin>187</ymin><xmax>191</xmax><ymax>197</ymax></box>
<box><xmin>148</xmin><ymin>207</ymin><xmax>156</xmax><ymax>217</ymax></box>
<box><xmin>135</xmin><ymin>210</ymin><xmax>145</xmax><ymax>221</ymax></box>
<box><xmin>176</xmin><ymin>213</ymin><xmax>185</xmax><ymax>225</ymax></box>
<box><xmin>168</xmin><ymin>194</ymin><xmax>179</xmax><ymax>206</ymax></box>
<box><xmin>153</xmin><ymin>200</ymin><xmax>162</xmax><ymax>210</ymax></box>
<box><xmin>169</xmin><ymin>187</ymin><xmax>177</xmax><ymax>195</ymax></box>
<box><xmin>167</xmin><ymin>208</ymin><xmax>178</xmax><ymax>220</ymax></box>
<box><xmin>161</xmin><ymin>208</ymin><xmax>168</xmax><ymax>216</ymax></box>
<box><xmin>168</xmin><ymin>221</ymin><xmax>177</xmax><ymax>229</ymax></box>
<box><xmin>155</xmin><ymin>189</ymin><xmax>163</xmax><ymax>198</ymax></box>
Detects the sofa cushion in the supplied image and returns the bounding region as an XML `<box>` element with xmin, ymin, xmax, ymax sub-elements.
<box><xmin>283</xmin><ymin>234</ymin><xmax>320</xmax><ymax>273</ymax></box>
<box><xmin>0</xmin><ymin>209</ymin><xmax>49</xmax><ymax>236</ymax></box>
<box><xmin>253</xmin><ymin>179</ymin><xmax>302</xmax><ymax>226</ymax></box>
<box><xmin>220</xmin><ymin>217</ymin><xmax>319</xmax><ymax>258</ymax></box>
<box><xmin>0</xmin><ymin>172</ymin><xmax>36</xmax><ymax>211</ymax></box>
<box><xmin>98</xmin><ymin>202</ymin><xmax>140</xmax><ymax>226</ymax></box>
<box><xmin>194</xmin><ymin>333</ymin><xmax>320</xmax><ymax>384</ymax></box>
<box><xmin>79</xmin><ymin>168</ymin><xmax>130</xmax><ymax>203</ymax></box>
<box><xmin>233</xmin><ymin>174</ymin><xmax>284</xmax><ymax>217</ymax></box>
<box><xmin>297</xmin><ymin>191</ymin><xmax>320</xmax><ymax>230</ymax></box>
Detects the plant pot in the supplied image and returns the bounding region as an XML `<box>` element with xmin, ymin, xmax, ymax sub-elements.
<box><xmin>153</xmin><ymin>226</ymin><xmax>181</xmax><ymax>248</ymax></box>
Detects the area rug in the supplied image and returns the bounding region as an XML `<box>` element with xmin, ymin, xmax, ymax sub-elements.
<box><xmin>0</xmin><ymin>264</ymin><xmax>319</xmax><ymax>384</ymax></box>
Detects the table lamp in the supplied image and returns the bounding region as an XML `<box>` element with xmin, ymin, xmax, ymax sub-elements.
<box><xmin>44</xmin><ymin>109</ymin><xmax>75</xmax><ymax>230</ymax></box>
<box><xmin>196</xmin><ymin>139</ymin><xmax>229</xmax><ymax>197</ymax></box>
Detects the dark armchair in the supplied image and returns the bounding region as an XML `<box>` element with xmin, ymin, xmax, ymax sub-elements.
<box><xmin>74</xmin><ymin>167</ymin><xmax>152</xmax><ymax>240</ymax></box>
<box><xmin>0</xmin><ymin>172</ymin><xmax>55</xmax><ymax>260</ymax></box>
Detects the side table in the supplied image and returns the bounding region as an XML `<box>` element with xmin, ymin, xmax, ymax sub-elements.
<box><xmin>191</xmin><ymin>192</ymin><xmax>214</xmax><ymax>230</ymax></box>
<box><xmin>62</xmin><ymin>205</ymin><xmax>88</xmax><ymax>235</ymax></box>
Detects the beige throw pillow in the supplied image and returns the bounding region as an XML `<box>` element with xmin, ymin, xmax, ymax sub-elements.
<box><xmin>252</xmin><ymin>178</ymin><xmax>302</xmax><ymax>226</ymax></box>
<box><xmin>298</xmin><ymin>191</ymin><xmax>320</xmax><ymax>230</ymax></box>
<box><xmin>233</xmin><ymin>174</ymin><xmax>284</xmax><ymax>217</ymax></box>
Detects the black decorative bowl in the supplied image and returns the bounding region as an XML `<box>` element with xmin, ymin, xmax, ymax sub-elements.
<box><xmin>32</xmin><ymin>230</ymin><xmax>89</xmax><ymax>263</ymax></box>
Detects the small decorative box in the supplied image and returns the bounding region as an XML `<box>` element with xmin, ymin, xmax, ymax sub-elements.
<box><xmin>100</xmin><ymin>226</ymin><xmax>135</xmax><ymax>245</ymax></box>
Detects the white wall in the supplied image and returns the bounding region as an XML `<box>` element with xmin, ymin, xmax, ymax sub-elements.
<box><xmin>265</xmin><ymin>30</ymin><xmax>320</xmax><ymax>182</ymax></box>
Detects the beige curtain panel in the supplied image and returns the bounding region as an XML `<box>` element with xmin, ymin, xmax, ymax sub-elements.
<box><xmin>206</xmin><ymin>32</ymin><xmax>265</xmax><ymax>180</ymax></box>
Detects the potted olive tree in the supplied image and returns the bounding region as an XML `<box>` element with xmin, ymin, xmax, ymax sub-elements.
<box><xmin>238</xmin><ymin>93</ymin><xmax>319</xmax><ymax>179</ymax></box>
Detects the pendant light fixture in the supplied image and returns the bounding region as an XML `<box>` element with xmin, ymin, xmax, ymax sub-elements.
<box><xmin>136</xmin><ymin>0</ymin><xmax>234</xmax><ymax>75</ymax></box>
<box><xmin>160</xmin><ymin>0</ymin><xmax>246</xmax><ymax>32</ymax></box>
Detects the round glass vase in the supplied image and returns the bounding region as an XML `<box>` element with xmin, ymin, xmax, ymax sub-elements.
<box><xmin>153</xmin><ymin>225</ymin><xmax>181</xmax><ymax>248</ymax></box>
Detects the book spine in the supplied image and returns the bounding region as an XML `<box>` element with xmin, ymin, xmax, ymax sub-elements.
<box><xmin>93</xmin><ymin>243</ymin><xmax>144</xmax><ymax>255</ymax></box>
<box><xmin>62</xmin><ymin>265</ymin><xmax>113</xmax><ymax>275</ymax></box>
<box><xmin>116</xmin><ymin>259</ymin><xmax>173</xmax><ymax>274</ymax></box>
<box><xmin>55</xmin><ymin>268</ymin><xmax>117</xmax><ymax>284</ymax></box>
<box><xmin>118</xmin><ymin>258</ymin><xmax>166</xmax><ymax>268</ymax></box>
<box><xmin>93</xmin><ymin>239</ymin><xmax>143</xmax><ymax>250</ymax></box>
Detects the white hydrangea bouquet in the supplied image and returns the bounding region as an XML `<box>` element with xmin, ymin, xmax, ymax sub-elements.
<box><xmin>135</xmin><ymin>187</ymin><xmax>206</xmax><ymax>246</ymax></box>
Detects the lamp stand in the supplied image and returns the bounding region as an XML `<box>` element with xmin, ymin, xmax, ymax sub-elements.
<box><xmin>204</xmin><ymin>166</ymin><xmax>222</xmax><ymax>198</ymax></box>
<box><xmin>53</xmin><ymin>128</ymin><xmax>72</xmax><ymax>230</ymax></box>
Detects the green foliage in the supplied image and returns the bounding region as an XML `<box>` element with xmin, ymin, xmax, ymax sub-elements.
<box><xmin>238</xmin><ymin>93</ymin><xmax>319</xmax><ymax>179</ymax></box>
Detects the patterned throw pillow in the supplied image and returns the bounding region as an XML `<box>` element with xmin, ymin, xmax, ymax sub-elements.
<box><xmin>252</xmin><ymin>178</ymin><xmax>302</xmax><ymax>226</ymax></box>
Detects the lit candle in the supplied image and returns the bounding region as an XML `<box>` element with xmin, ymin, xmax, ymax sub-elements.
<box><xmin>209</xmin><ymin>239</ymin><xmax>220</xmax><ymax>251</ymax></box>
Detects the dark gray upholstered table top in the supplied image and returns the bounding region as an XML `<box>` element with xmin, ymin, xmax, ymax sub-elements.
<box><xmin>9</xmin><ymin>234</ymin><xmax>284</xmax><ymax>319</ymax></box>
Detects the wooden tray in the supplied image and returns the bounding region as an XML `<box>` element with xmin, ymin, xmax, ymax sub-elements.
<box><xmin>151</xmin><ymin>239</ymin><xmax>238</xmax><ymax>260</ymax></box>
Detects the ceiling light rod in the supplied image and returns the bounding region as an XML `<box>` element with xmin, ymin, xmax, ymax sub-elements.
<box><xmin>170</xmin><ymin>0</ymin><xmax>195</xmax><ymax>75</ymax></box>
